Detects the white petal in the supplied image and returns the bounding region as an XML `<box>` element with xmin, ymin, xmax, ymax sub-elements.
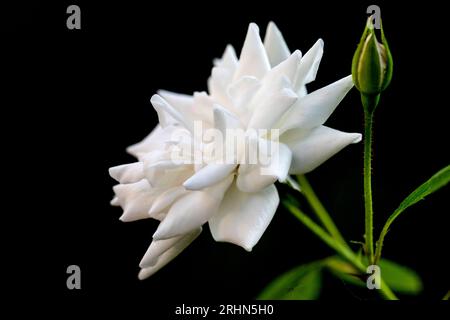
<box><xmin>109</xmin><ymin>162</ymin><xmax>144</xmax><ymax>184</ymax></box>
<box><xmin>151</xmin><ymin>94</ymin><xmax>193</xmax><ymax>132</ymax></box>
<box><xmin>236</xmin><ymin>166</ymin><xmax>277</xmax><ymax>193</ymax></box>
<box><xmin>139</xmin><ymin>227</ymin><xmax>202</xmax><ymax>268</ymax></box>
<box><xmin>138</xmin><ymin>227</ymin><xmax>202</xmax><ymax>279</ymax></box>
<box><xmin>234</xmin><ymin>23</ymin><xmax>271</xmax><ymax>81</ymax></box>
<box><xmin>157</xmin><ymin>90</ymin><xmax>193</xmax><ymax>110</ymax></box>
<box><xmin>227</xmin><ymin>76</ymin><xmax>261</xmax><ymax>112</ymax></box>
<box><xmin>213</xmin><ymin>104</ymin><xmax>244</xmax><ymax>134</ymax></box>
<box><xmin>153</xmin><ymin>175</ymin><xmax>233</xmax><ymax>239</ymax></box>
<box><xmin>263</xmin><ymin>21</ymin><xmax>291</xmax><ymax>67</ymax></box>
<box><xmin>247</xmin><ymin>86</ymin><xmax>297</xmax><ymax>130</ymax></box>
<box><xmin>158</xmin><ymin>90</ymin><xmax>213</xmax><ymax>125</ymax></box>
<box><xmin>126</xmin><ymin>125</ymin><xmax>166</xmax><ymax>158</ymax></box>
<box><xmin>148</xmin><ymin>186</ymin><xmax>187</xmax><ymax>217</ymax></box>
<box><xmin>110</xmin><ymin>196</ymin><xmax>120</xmax><ymax>206</ymax></box>
<box><xmin>158</xmin><ymin>90</ymin><xmax>212</xmax><ymax>126</ymax></box>
<box><xmin>146</xmin><ymin>159</ymin><xmax>179</xmax><ymax>171</ymax></box>
<box><xmin>209</xmin><ymin>183</ymin><xmax>279</xmax><ymax>251</ymax></box>
<box><xmin>183</xmin><ymin>163</ymin><xmax>236</xmax><ymax>190</ymax></box>
<box><xmin>209</xmin><ymin>46</ymin><xmax>239</xmax><ymax>107</ymax></box>
<box><xmin>247</xmin><ymin>69</ymin><xmax>293</xmax><ymax>116</ymax></box>
<box><xmin>294</xmin><ymin>39</ymin><xmax>324</xmax><ymax>92</ymax></box>
<box><xmin>284</xmin><ymin>125</ymin><xmax>362</xmax><ymax>174</ymax></box>
<box><xmin>298</xmin><ymin>85</ymin><xmax>308</xmax><ymax>98</ymax></box>
<box><xmin>208</xmin><ymin>67</ymin><xmax>233</xmax><ymax>108</ymax></box>
<box><xmin>192</xmin><ymin>91</ymin><xmax>214</xmax><ymax>125</ymax></box>
<box><xmin>264</xmin><ymin>50</ymin><xmax>302</xmax><ymax>85</ymax></box>
<box><xmin>236</xmin><ymin>140</ymin><xmax>291</xmax><ymax>192</ymax></box>
<box><xmin>215</xmin><ymin>44</ymin><xmax>238</xmax><ymax>71</ymax></box>
<box><xmin>113</xmin><ymin>179</ymin><xmax>156</xmax><ymax>222</ymax></box>
<box><xmin>145</xmin><ymin>164</ymin><xmax>194</xmax><ymax>190</ymax></box>
<box><xmin>279</xmin><ymin>75</ymin><xmax>354</xmax><ymax>133</ymax></box>
<box><xmin>265</xmin><ymin>141</ymin><xmax>292</xmax><ymax>182</ymax></box>
<box><xmin>211</xmin><ymin>105</ymin><xmax>245</xmax><ymax>164</ymax></box>
<box><xmin>141</xmin><ymin>151</ymin><xmax>174</xmax><ymax>182</ymax></box>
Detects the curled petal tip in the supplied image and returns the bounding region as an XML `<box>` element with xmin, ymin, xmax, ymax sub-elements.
<box><xmin>110</xmin><ymin>196</ymin><xmax>120</xmax><ymax>206</ymax></box>
<box><xmin>152</xmin><ymin>229</ymin><xmax>163</xmax><ymax>240</ymax></box>
<box><xmin>352</xmin><ymin>133</ymin><xmax>363</xmax><ymax>143</ymax></box>
<box><xmin>108</xmin><ymin>167</ymin><xmax>119</xmax><ymax>180</ymax></box>
<box><xmin>292</xmin><ymin>49</ymin><xmax>302</xmax><ymax>58</ymax></box>
<box><xmin>182</xmin><ymin>179</ymin><xmax>197</xmax><ymax>190</ymax></box>
<box><xmin>138</xmin><ymin>268</ymin><xmax>152</xmax><ymax>280</ymax></box>
<box><xmin>267</xmin><ymin>21</ymin><xmax>276</xmax><ymax>28</ymax></box>
<box><xmin>248</xmin><ymin>22</ymin><xmax>259</xmax><ymax>32</ymax></box>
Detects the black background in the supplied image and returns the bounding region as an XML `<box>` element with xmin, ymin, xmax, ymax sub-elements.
<box><xmin>3</xmin><ymin>0</ymin><xmax>449</xmax><ymax>309</ymax></box>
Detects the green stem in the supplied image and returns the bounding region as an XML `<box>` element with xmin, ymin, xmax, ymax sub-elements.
<box><xmin>286</xmin><ymin>202</ymin><xmax>398</xmax><ymax>300</ymax></box>
<box><xmin>363</xmin><ymin>109</ymin><xmax>375</xmax><ymax>264</ymax></box>
<box><xmin>297</xmin><ymin>175</ymin><xmax>348</xmax><ymax>247</ymax></box>
<box><xmin>379</xmin><ymin>278</ymin><xmax>398</xmax><ymax>300</ymax></box>
<box><xmin>286</xmin><ymin>202</ymin><xmax>363</xmax><ymax>270</ymax></box>
<box><xmin>374</xmin><ymin>215</ymin><xmax>391</xmax><ymax>264</ymax></box>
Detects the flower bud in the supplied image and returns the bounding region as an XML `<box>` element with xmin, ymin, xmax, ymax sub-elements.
<box><xmin>352</xmin><ymin>16</ymin><xmax>393</xmax><ymax>111</ymax></box>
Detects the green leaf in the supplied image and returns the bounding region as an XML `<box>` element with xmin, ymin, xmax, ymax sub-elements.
<box><xmin>326</xmin><ymin>256</ymin><xmax>365</xmax><ymax>287</ymax></box>
<box><xmin>258</xmin><ymin>262</ymin><xmax>322</xmax><ymax>300</ymax></box>
<box><xmin>392</xmin><ymin>165</ymin><xmax>450</xmax><ymax>217</ymax></box>
<box><xmin>326</xmin><ymin>257</ymin><xmax>422</xmax><ymax>295</ymax></box>
<box><xmin>443</xmin><ymin>291</ymin><xmax>450</xmax><ymax>300</ymax></box>
<box><xmin>375</xmin><ymin>165</ymin><xmax>450</xmax><ymax>262</ymax></box>
<box><xmin>378</xmin><ymin>259</ymin><xmax>423</xmax><ymax>294</ymax></box>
